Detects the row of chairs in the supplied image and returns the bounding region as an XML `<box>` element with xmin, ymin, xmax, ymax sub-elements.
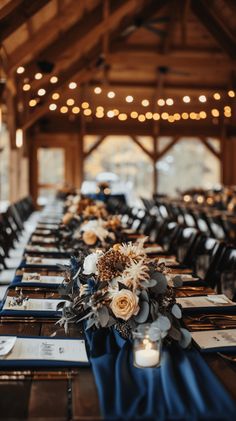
<box><xmin>107</xmin><ymin>197</ymin><xmax>236</xmax><ymax>301</ymax></box>
<box><xmin>0</xmin><ymin>197</ymin><xmax>36</xmax><ymax>287</ymax></box>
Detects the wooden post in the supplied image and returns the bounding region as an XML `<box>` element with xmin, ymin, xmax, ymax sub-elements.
<box><xmin>153</xmin><ymin>136</ymin><xmax>158</xmax><ymax>195</ymax></box>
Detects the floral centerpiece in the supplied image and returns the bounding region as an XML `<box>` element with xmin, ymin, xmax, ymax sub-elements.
<box><xmin>58</xmin><ymin>238</ymin><xmax>191</xmax><ymax>348</ymax></box>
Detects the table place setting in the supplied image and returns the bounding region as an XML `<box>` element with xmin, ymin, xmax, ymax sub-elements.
<box><xmin>176</xmin><ymin>294</ymin><xmax>235</xmax><ymax>311</ymax></box>
<box><xmin>191</xmin><ymin>329</ymin><xmax>236</xmax><ymax>352</ymax></box>
<box><xmin>36</xmin><ymin>224</ymin><xmax>60</xmax><ymax>230</ymax></box>
<box><xmin>0</xmin><ymin>336</ymin><xmax>89</xmax><ymax>366</ymax></box>
<box><xmin>24</xmin><ymin>256</ymin><xmax>70</xmax><ymax>267</ymax></box>
<box><xmin>31</xmin><ymin>235</ymin><xmax>57</xmax><ymax>243</ymax></box>
<box><xmin>1</xmin><ymin>295</ymin><xmax>68</xmax><ymax>316</ymax></box>
<box><xmin>22</xmin><ymin>273</ymin><xmax>65</xmax><ymax>284</ymax></box>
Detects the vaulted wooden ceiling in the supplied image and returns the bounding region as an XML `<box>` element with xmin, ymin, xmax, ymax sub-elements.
<box><xmin>0</xmin><ymin>0</ymin><xmax>236</xmax><ymax>137</ymax></box>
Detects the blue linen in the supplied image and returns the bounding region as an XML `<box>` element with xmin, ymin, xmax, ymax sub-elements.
<box><xmin>86</xmin><ymin>328</ymin><xmax>236</xmax><ymax>421</ymax></box>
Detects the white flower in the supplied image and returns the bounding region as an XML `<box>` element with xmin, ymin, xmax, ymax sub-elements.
<box><xmin>83</xmin><ymin>252</ymin><xmax>101</xmax><ymax>275</ymax></box>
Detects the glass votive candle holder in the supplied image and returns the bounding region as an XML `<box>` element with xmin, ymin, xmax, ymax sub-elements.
<box><xmin>132</xmin><ymin>324</ymin><xmax>162</xmax><ymax>368</ymax></box>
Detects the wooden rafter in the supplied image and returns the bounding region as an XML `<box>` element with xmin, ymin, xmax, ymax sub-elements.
<box><xmin>198</xmin><ymin>136</ymin><xmax>221</xmax><ymax>159</ymax></box>
<box><xmin>181</xmin><ymin>0</ymin><xmax>190</xmax><ymax>45</ymax></box>
<box><xmin>22</xmin><ymin>0</ymin><xmax>137</xmax><ymax>85</ymax></box>
<box><xmin>162</xmin><ymin>0</ymin><xmax>178</xmax><ymax>54</ymax></box>
<box><xmin>157</xmin><ymin>136</ymin><xmax>180</xmax><ymax>160</ymax></box>
<box><xmin>109</xmin><ymin>51</ymin><xmax>236</xmax><ymax>72</ymax></box>
<box><xmin>20</xmin><ymin>1</ymin><xmax>146</xmax><ymax>129</ymax></box>
<box><xmin>0</xmin><ymin>0</ymin><xmax>51</xmax><ymax>43</ymax></box>
<box><xmin>130</xmin><ymin>135</ymin><xmax>154</xmax><ymax>160</ymax></box>
<box><xmin>7</xmin><ymin>0</ymin><xmax>86</xmax><ymax>74</ymax></box>
<box><xmin>191</xmin><ymin>0</ymin><xmax>236</xmax><ymax>59</ymax></box>
<box><xmin>84</xmin><ymin>136</ymin><xmax>107</xmax><ymax>158</ymax></box>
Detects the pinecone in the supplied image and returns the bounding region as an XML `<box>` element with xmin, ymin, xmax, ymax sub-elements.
<box><xmin>97</xmin><ymin>249</ymin><xmax>130</xmax><ymax>281</ymax></box>
<box><xmin>114</xmin><ymin>322</ymin><xmax>132</xmax><ymax>339</ymax></box>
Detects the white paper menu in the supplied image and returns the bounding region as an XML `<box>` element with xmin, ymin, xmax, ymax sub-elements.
<box><xmin>176</xmin><ymin>294</ymin><xmax>235</xmax><ymax>309</ymax></box>
<box><xmin>3</xmin><ymin>297</ymin><xmax>67</xmax><ymax>312</ymax></box>
<box><xmin>0</xmin><ymin>336</ymin><xmax>88</xmax><ymax>363</ymax></box>
<box><xmin>191</xmin><ymin>329</ymin><xmax>236</xmax><ymax>350</ymax></box>
<box><xmin>22</xmin><ymin>273</ymin><xmax>64</xmax><ymax>284</ymax></box>
<box><xmin>31</xmin><ymin>236</ymin><xmax>57</xmax><ymax>243</ymax></box>
<box><xmin>26</xmin><ymin>257</ymin><xmax>70</xmax><ymax>266</ymax></box>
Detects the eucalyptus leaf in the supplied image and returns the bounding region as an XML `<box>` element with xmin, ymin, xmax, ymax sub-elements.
<box><xmin>148</xmin><ymin>326</ymin><xmax>161</xmax><ymax>341</ymax></box>
<box><xmin>171</xmin><ymin>304</ymin><xmax>182</xmax><ymax>319</ymax></box>
<box><xmin>155</xmin><ymin>315</ymin><xmax>171</xmax><ymax>332</ymax></box>
<box><xmin>172</xmin><ymin>276</ymin><xmax>183</xmax><ymax>288</ymax></box>
<box><xmin>140</xmin><ymin>290</ymin><xmax>149</xmax><ymax>302</ymax></box>
<box><xmin>134</xmin><ymin>300</ymin><xmax>149</xmax><ymax>323</ymax></box>
<box><xmin>145</xmin><ymin>278</ymin><xmax>157</xmax><ymax>288</ymax></box>
<box><xmin>151</xmin><ymin>273</ymin><xmax>167</xmax><ymax>294</ymax></box>
<box><xmin>86</xmin><ymin>317</ymin><xmax>96</xmax><ymax>330</ymax></box>
<box><xmin>179</xmin><ymin>328</ymin><xmax>192</xmax><ymax>348</ymax></box>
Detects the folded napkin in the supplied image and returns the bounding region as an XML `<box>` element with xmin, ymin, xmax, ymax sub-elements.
<box><xmin>86</xmin><ymin>329</ymin><xmax>236</xmax><ymax>421</ymax></box>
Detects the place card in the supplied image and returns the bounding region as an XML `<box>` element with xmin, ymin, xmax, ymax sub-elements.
<box><xmin>176</xmin><ymin>294</ymin><xmax>235</xmax><ymax>309</ymax></box>
<box><xmin>25</xmin><ymin>256</ymin><xmax>70</xmax><ymax>266</ymax></box>
<box><xmin>37</xmin><ymin>224</ymin><xmax>59</xmax><ymax>230</ymax></box>
<box><xmin>0</xmin><ymin>336</ymin><xmax>88</xmax><ymax>363</ymax></box>
<box><xmin>34</xmin><ymin>230</ymin><xmax>53</xmax><ymax>235</ymax></box>
<box><xmin>144</xmin><ymin>245</ymin><xmax>164</xmax><ymax>254</ymax></box>
<box><xmin>31</xmin><ymin>236</ymin><xmax>57</xmax><ymax>243</ymax></box>
<box><xmin>158</xmin><ymin>257</ymin><xmax>178</xmax><ymax>266</ymax></box>
<box><xmin>25</xmin><ymin>245</ymin><xmax>59</xmax><ymax>253</ymax></box>
<box><xmin>191</xmin><ymin>329</ymin><xmax>236</xmax><ymax>350</ymax></box>
<box><xmin>169</xmin><ymin>273</ymin><xmax>199</xmax><ymax>283</ymax></box>
<box><xmin>2</xmin><ymin>296</ymin><xmax>67</xmax><ymax>312</ymax></box>
<box><xmin>22</xmin><ymin>273</ymin><xmax>64</xmax><ymax>284</ymax></box>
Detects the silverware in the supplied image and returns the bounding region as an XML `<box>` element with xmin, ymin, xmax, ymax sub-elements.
<box><xmin>217</xmin><ymin>353</ymin><xmax>236</xmax><ymax>363</ymax></box>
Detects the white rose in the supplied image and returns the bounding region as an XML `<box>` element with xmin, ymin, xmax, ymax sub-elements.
<box><xmin>83</xmin><ymin>252</ymin><xmax>101</xmax><ymax>275</ymax></box>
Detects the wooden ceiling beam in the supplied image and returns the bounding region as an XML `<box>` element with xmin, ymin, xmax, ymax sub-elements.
<box><xmin>23</xmin><ymin>0</ymin><xmax>138</xmax><ymax>82</ymax></box>
<box><xmin>191</xmin><ymin>0</ymin><xmax>236</xmax><ymax>59</ymax></box>
<box><xmin>109</xmin><ymin>51</ymin><xmax>236</xmax><ymax>72</ymax></box>
<box><xmin>7</xmin><ymin>0</ymin><xmax>86</xmax><ymax>74</ymax></box>
<box><xmin>0</xmin><ymin>0</ymin><xmax>51</xmax><ymax>43</ymax></box>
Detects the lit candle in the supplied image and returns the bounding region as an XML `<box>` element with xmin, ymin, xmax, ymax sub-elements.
<box><xmin>134</xmin><ymin>341</ymin><xmax>160</xmax><ymax>368</ymax></box>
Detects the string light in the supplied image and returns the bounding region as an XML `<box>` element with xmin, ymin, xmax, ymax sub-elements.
<box><xmin>153</xmin><ymin>113</ymin><xmax>160</xmax><ymax>120</ymax></box>
<box><xmin>145</xmin><ymin>112</ymin><xmax>153</xmax><ymax>119</ymax></box>
<box><xmin>113</xmin><ymin>109</ymin><xmax>119</xmax><ymax>116</ymax></box>
<box><xmin>96</xmin><ymin>112</ymin><xmax>104</xmax><ymax>118</ymax></box>
<box><xmin>161</xmin><ymin>112</ymin><xmax>169</xmax><ymax>120</ymax></box>
<box><xmin>16</xmin><ymin>129</ymin><xmax>23</xmax><ymax>148</ymax></box>
<box><xmin>213</xmin><ymin>93</ymin><xmax>221</xmax><ymax>100</ymax></box>
<box><xmin>130</xmin><ymin>111</ymin><xmax>138</xmax><ymax>119</ymax></box>
<box><xmin>23</xmin><ymin>83</ymin><xmax>31</xmax><ymax>91</ymax></box>
<box><xmin>84</xmin><ymin>108</ymin><xmax>92</xmax><ymax>116</ymax></box>
<box><xmin>166</xmin><ymin>98</ymin><xmax>174</xmax><ymax>106</ymax></box>
<box><xmin>52</xmin><ymin>92</ymin><xmax>60</xmax><ymax>100</ymax></box>
<box><xmin>16</xmin><ymin>66</ymin><xmax>25</xmax><ymax>74</ymax></box>
<box><xmin>141</xmin><ymin>99</ymin><xmax>149</xmax><ymax>107</ymax></box>
<box><xmin>211</xmin><ymin>109</ymin><xmax>219</xmax><ymax>117</ymax></box>
<box><xmin>199</xmin><ymin>111</ymin><xmax>207</xmax><ymax>119</ymax></box>
<box><xmin>29</xmin><ymin>99</ymin><xmax>37</xmax><ymax>107</ymax></box>
<box><xmin>107</xmin><ymin>91</ymin><xmax>115</xmax><ymax>98</ymax></box>
<box><xmin>126</xmin><ymin>95</ymin><xmax>133</xmax><ymax>103</ymax></box>
<box><xmin>66</xmin><ymin>98</ymin><xmax>75</xmax><ymax>106</ymax></box>
<box><xmin>183</xmin><ymin>95</ymin><xmax>190</xmax><ymax>103</ymax></box>
<box><xmin>228</xmin><ymin>90</ymin><xmax>235</xmax><ymax>98</ymax></box>
<box><xmin>199</xmin><ymin>95</ymin><xmax>207</xmax><ymax>103</ymax></box>
<box><xmin>94</xmin><ymin>86</ymin><xmax>102</xmax><ymax>94</ymax></box>
<box><xmin>107</xmin><ymin>110</ymin><xmax>115</xmax><ymax>118</ymax></box>
<box><xmin>60</xmin><ymin>106</ymin><xmax>68</xmax><ymax>113</ymax></box>
<box><xmin>118</xmin><ymin>113</ymin><xmax>127</xmax><ymax>121</ymax></box>
<box><xmin>138</xmin><ymin>114</ymin><xmax>146</xmax><ymax>122</ymax></box>
<box><xmin>38</xmin><ymin>88</ymin><xmax>46</xmax><ymax>96</ymax></box>
<box><xmin>173</xmin><ymin>113</ymin><xmax>180</xmax><ymax>121</ymax></box>
<box><xmin>182</xmin><ymin>112</ymin><xmax>189</xmax><ymax>120</ymax></box>
<box><xmin>168</xmin><ymin>115</ymin><xmax>175</xmax><ymax>123</ymax></box>
<box><xmin>72</xmin><ymin>106</ymin><xmax>80</xmax><ymax>114</ymax></box>
<box><xmin>190</xmin><ymin>112</ymin><xmax>197</xmax><ymax>119</ymax></box>
<box><xmin>69</xmin><ymin>82</ymin><xmax>77</xmax><ymax>89</ymax></box>
<box><xmin>49</xmin><ymin>103</ymin><xmax>57</xmax><ymax>111</ymax></box>
<box><xmin>34</xmin><ymin>72</ymin><xmax>43</xmax><ymax>80</ymax></box>
<box><xmin>81</xmin><ymin>102</ymin><xmax>89</xmax><ymax>109</ymax></box>
<box><xmin>96</xmin><ymin>106</ymin><xmax>104</xmax><ymax>112</ymax></box>
<box><xmin>50</xmin><ymin>76</ymin><xmax>58</xmax><ymax>84</ymax></box>
<box><xmin>157</xmin><ymin>99</ymin><xmax>165</xmax><ymax>106</ymax></box>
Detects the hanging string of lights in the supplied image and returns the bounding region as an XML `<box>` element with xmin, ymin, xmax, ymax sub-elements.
<box><xmin>17</xmin><ymin>66</ymin><xmax>235</xmax><ymax>123</ymax></box>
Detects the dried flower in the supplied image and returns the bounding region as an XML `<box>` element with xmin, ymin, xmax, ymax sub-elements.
<box><xmin>121</xmin><ymin>259</ymin><xmax>150</xmax><ymax>290</ymax></box>
<box><xmin>82</xmin><ymin>230</ymin><xmax>97</xmax><ymax>245</ymax></box>
<box><xmin>97</xmin><ymin>249</ymin><xmax>130</xmax><ymax>281</ymax></box>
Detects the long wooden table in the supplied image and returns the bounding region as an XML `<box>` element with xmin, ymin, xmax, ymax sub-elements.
<box><xmin>0</xmin><ymin>252</ymin><xmax>235</xmax><ymax>419</ymax></box>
